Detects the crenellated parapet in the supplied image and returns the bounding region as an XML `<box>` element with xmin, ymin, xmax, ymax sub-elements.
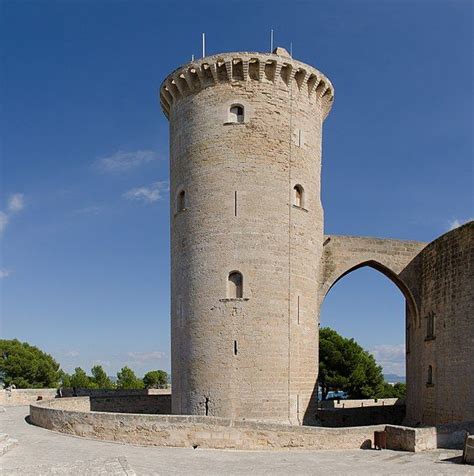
<box><xmin>159</xmin><ymin>50</ymin><xmax>335</xmax><ymax>119</ymax></box>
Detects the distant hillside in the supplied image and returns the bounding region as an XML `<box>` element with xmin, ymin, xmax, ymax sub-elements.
<box><xmin>384</xmin><ymin>374</ymin><xmax>406</xmax><ymax>384</ymax></box>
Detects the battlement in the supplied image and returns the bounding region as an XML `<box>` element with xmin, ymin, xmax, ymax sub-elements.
<box><xmin>159</xmin><ymin>51</ymin><xmax>335</xmax><ymax>119</ymax></box>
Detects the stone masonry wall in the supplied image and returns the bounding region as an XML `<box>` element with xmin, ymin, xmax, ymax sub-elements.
<box><xmin>163</xmin><ymin>50</ymin><xmax>334</xmax><ymax>424</ymax></box>
<box><xmin>0</xmin><ymin>388</ymin><xmax>57</xmax><ymax>406</ymax></box>
<box><xmin>405</xmin><ymin>222</ymin><xmax>473</xmax><ymax>425</ymax></box>
<box><xmin>90</xmin><ymin>394</ymin><xmax>171</xmax><ymax>414</ymax></box>
<box><xmin>30</xmin><ymin>398</ymin><xmax>384</xmax><ymax>450</ymax></box>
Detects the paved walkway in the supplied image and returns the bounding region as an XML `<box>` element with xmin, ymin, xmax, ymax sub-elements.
<box><xmin>0</xmin><ymin>406</ymin><xmax>471</xmax><ymax>475</ymax></box>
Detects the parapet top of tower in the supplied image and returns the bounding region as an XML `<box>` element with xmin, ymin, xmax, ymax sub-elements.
<box><xmin>159</xmin><ymin>47</ymin><xmax>335</xmax><ymax>119</ymax></box>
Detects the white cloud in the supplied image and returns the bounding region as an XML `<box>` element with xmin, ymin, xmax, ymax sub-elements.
<box><xmin>370</xmin><ymin>344</ymin><xmax>405</xmax><ymax>376</ymax></box>
<box><xmin>0</xmin><ymin>269</ymin><xmax>11</xmax><ymax>279</ymax></box>
<box><xmin>126</xmin><ymin>351</ymin><xmax>167</xmax><ymax>363</ymax></box>
<box><xmin>64</xmin><ymin>350</ymin><xmax>80</xmax><ymax>357</ymax></box>
<box><xmin>124</xmin><ymin>181</ymin><xmax>169</xmax><ymax>203</ymax></box>
<box><xmin>94</xmin><ymin>150</ymin><xmax>157</xmax><ymax>173</ymax></box>
<box><xmin>7</xmin><ymin>193</ymin><xmax>25</xmax><ymax>213</ymax></box>
<box><xmin>448</xmin><ymin>217</ymin><xmax>473</xmax><ymax>231</ymax></box>
<box><xmin>0</xmin><ymin>211</ymin><xmax>8</xmax><ymax>234</ymax></box>
<box><xmin>0</xmin><ymin>193</ymin><xmax>25</xmax><ymax>235</ymax></box>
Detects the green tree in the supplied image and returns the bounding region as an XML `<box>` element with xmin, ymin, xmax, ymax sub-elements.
<box><xmin>377</xmin><ymin>382</ymin><xmax>406</xmax><ymax>399</ymax></box>
<box><xmin>69</xmin><ymin>367</ymin><xmax>96</xmax><ymax>389</ymax></box>
<box><xmin>116</xmin><ymin>366</ymin><xmax>144</xmax><ymax>389</ymax></box>
<box><xmin>319</xmin><ymin>327</ymin><xmax>385</xmax><ymax>399</ymax></box>
<box><xmin>143</xmin><ymin>370</ymin><xmax>168</xmax><ymax>389</ymax></box>
<box><xmin>91</xmin><ymin>365</ymin><xmax>115</xmax><ymax>389</ymax></box>
<box><xmin>0</xmin><ymin>339</ymin><xmax>61</xmax><ymax>388</ymax></box>
<box><xmin>58</xmin><ymin>369</ymin><xmax>71</xmax><ymax>387</ymax></box>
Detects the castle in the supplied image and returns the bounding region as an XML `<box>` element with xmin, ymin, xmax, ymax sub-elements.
<box><xmin>160</xmin><ymin>48</ymin><xmax>473</xmax><ymax>426</ymax></box>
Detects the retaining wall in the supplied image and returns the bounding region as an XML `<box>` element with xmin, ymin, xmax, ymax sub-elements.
<box><xmin>29</xmin><ymin>397</ymin><xmax>473</xmax><ymax>451</ymax></box>
<box><xmin>0</xmin><ymin>389</ymin><xmax>57</xmax><ymax>406</ymax></box>
<box><xmin>316</xmin><ymin>404</ymin><xmax>405</xmax><ymax>427</ymax></box>
<box><xmin>29</xmin><ymin>398</ymin><xmax>383</xmax><ymax>450</ymax></box>
<box><xmin>90</xmin><ymin>394</ymin><xmax>171</xmax><ymax>414</ymax></box>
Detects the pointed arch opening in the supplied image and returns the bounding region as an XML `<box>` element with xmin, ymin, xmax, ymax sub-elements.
<box><xmin>319</xmin><ymin>261</ymin><xmax>417</xmax><ymax>406</ymax></box>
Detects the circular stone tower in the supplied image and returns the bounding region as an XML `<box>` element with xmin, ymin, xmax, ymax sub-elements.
<box><xmin>160</xmin><ymin>48</ymin><xmax>334</xmax><ymax>424</ymax></box>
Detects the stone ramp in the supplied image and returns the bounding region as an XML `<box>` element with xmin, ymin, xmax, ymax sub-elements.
<box><xmin>0</xmin><ymin>457</ymin><xmax>136</xmax><ymax>475</ymax></box>
<box><xmin>0</xmin><ymin>434</ymin><xmax>18</xmax><ymax>457</ymax></box>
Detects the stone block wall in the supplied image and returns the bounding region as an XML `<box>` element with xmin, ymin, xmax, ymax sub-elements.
<box><xmin>0</xmin><ymin>388</ymin><xmax>57</xmax><ymax>406</ymax></box>
<box><xmin>316</xmin><ymin>404</ymin><xmax>406</xmax><ymax>427</ymax></box>
<box><xmin>90</xmin><ymin>394</ymin><xmax>171</xmax><ymax>414</ymax></box>
<box><xmin>404</xmin><ymin>222</ymin><xmax>473</xmax><ymax>425</ymax></box>
<box><xmin>163</xmin><ymin>50</ymin><xmax>334</xmax><ymax>424</ymax></box>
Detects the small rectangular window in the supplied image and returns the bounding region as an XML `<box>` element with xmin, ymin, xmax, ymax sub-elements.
<box><xmin>234</xmin><ymin>340</ymin><xmax>238</xmax><ymax>355</ymax></box>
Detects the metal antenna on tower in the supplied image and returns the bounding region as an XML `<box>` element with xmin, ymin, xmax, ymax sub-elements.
<box><xmin>202</xmin><ymin>33</ymin><xmax>206</xmax><ymax>58</ymax></box>
<box><xmin>191</xmin><ymin>54</ymin><xmax>195</xmax><ymax>61</ymax></box>
<box><xmin>290</xmin><ymin>42</ymin><xmax>293</xmax><ymax>58</ymax></box>
<box><xmin>270</xmin><ymin>29</ymin><xmax>274</xmax><ymax>52</ymax></box>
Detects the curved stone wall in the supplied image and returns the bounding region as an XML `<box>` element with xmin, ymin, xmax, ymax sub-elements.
<box><xmin>29</xmin><ymin>398</ymin><xmax>385</xmax><ymax>450</ymax></box>
<box><xmin>405</xmin><ymin>222</ymin><xmax>474</xmax><ymax>425</ymax></box>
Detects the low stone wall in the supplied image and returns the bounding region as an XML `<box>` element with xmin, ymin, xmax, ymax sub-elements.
<box><xmin>386</xmin><ymin>421</ymin><xmax>474</xmax><ymax>452</ymax></box>
<box><xmin>0</xmin><ymin>389</ymin><xmax>57</xmax><ymax>406</ymax></box>
<box><xmin>30</xmin><ymin>398</ymin><xmax>384</xmax><ymax>450</ymax></box>
<box><xmin>316</xmin><ymin>403</ymin><xmax>405</xmax><ymax>427</ymax></box>
<box><xmin>319</xmin><ymin>398</ymin><xmax>402</xmax><ymax>409</ymax></box>
<box><xmin>61</xmin><ymin>388</ymin><xmax>171</xmax><ymax>398</ymax></box>
<box><xmin>90</xmin><ymin>394</ymin><xmax>171</xmax><ymax>414</ymax></box>
<box><xmin>0</xmin><ymin>388</ymin><xmax>171</xmax><ymax>407</ymax></box>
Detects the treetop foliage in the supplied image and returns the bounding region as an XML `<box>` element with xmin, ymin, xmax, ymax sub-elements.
<box><xmin>0</xmin><ymin>339</ymin><xmax>61</xmax><ymax>388</ymax></box>
<box><xmin>0</xmin><ymin>339</ymin><xmax>168</xmax><ymax>391</ymax></box>
<box><xmin>319</xmin><ymin>327</ymin><xmax>405</xmax><ymax>399</ymax></box>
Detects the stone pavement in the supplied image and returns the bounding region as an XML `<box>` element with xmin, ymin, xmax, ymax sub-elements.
<box><xmin>0</xmin><ymin>406</ymin><xmax>472</xmax><ymax>475</ymax></box>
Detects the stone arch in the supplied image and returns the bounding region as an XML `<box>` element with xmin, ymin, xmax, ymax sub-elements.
<box><xmin>322</xmin><ymin>259</ymin><xmax>419</xmax><ymax>327</ymax></box>
<box><xmin>319</xmin><ymin>235</ymin><xmax>427</xmax><ymax>328</ymax></box>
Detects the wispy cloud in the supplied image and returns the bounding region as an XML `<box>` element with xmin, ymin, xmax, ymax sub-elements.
<box><xmin>124</xmin><ymin>181</ymin><xmax>169</xmax><ymax>203</ymax></box>
<box><xmin>64</xmin><ymin>350</ymin><xmax>80</xmax><ymax>357</ymax></box>
<box><xmin>0</xmin><ymin>193</ymin><xmax>25</xmax><ymax>235</ymax></box>
<box><xmin>448</xmin><ymin>217</ymin><xmax>473</xmax><ymax>231</ymax></box>
<box><xmin>72</xmin><ymin>205</ymin><xmax>104</xmax><ymax>216</ymax></box>
<box><xmin>126</xmin><ymin>351</ymin><xmax>167</xmax><ymax>363</ymax></box>
<box><xmin>0</xmin><ymin>269</ymin><xmax>11</xmax><ymax>279</ymax></box>
<box><xmin>94</xmin><ymin>150</ymin><xmax>157</xmax><ymax>173</ymax></box>
<box><xmin>93</xmin><ymin>359</ymin><xmax>111</xmax><ymax>367</ymax></box>
<box><xmin>8</xmin><ymin>193</ymin><xmax>25</xmax><ymax>213</ymax></box>
<box><xmin>370</xmin><ymin>344</ymin><xmax>405</xmax><ymax>376</ymax></box>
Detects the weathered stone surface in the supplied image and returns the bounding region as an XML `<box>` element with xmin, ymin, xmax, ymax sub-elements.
<box><xmin>160</xmin><ymin>47</ymin><xmax>473</xmax><ymax>427</ymax></box>
<box><xmin>404</xmin><ymin>222</ymin><xmax>474</xmax><ymax>426</ymax></box>
<box><xmin>162</xmin><ymin>51</ymin><xmax>334</xmax><ymax>425</ymax></box>
<box><xmin>464</xmin><ymin>435</ymin><xmax>474</xmax><ymax>465</ymax></box>
<box><xmin>30</xmin><ymin>398</ymin><xmax>385</xmax><ymax>450</ymax></box>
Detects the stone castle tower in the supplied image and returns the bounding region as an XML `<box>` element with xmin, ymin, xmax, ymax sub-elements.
<box><xmin>160</xmin><ymin>48</ymin><xmax>334</xmax><ymax>424</ymax></box>
<box><xmin>161</xmin><ymin>48</ymin><xmax>473</xmax><ymax>428</ymax></box>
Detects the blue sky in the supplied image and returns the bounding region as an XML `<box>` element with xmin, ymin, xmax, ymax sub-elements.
<box><xmin>1</xmin><ymin>0</ymin><xmax>472</xmax><ymax>378</ymax></box>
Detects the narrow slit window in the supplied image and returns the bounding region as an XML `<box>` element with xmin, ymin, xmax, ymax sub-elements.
<box><xmin>205</xmin><ymin>397</ymin><xmax>209</xmax><ymax>416</ymax></box>
<box><xmin>426</xmin><ymin>312</ymin><xmax>435</xmax><ymax>339</ymax></box>
<box><xmin>293</xmin><ymin>184</ymin><xmax>304</xmax><ymax>208</ymax></box>
<box><xmin>234</xmin><ymin>340</ymin><xmax>238</xmax><ymax>355</ymax></box>
<box><xmin>229</xmin><ymin>105</ymin><xmax>244</xmax><ymax>123</ymax></box>
<box><xmin>234</xmin><ymin>191</ymin><xmax>238</xmax><ymax>217</ymax></box>
<box><xmin>177</xmin><ymin>190</ymin><xmax>186</xmax><ymax>212</ymax></box>
<box><xmin>228</xmin><ymin>271</ymin><xmax>243</xmax><ymax>298</ymax></box>
<box><xmin>427</xmin><ymin>365</ymin><xmax>433</xmax><ymax>385</ymax></box>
